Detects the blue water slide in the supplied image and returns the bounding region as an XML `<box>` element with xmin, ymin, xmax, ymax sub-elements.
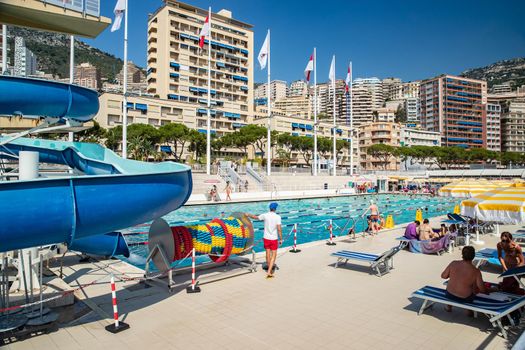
<box><xmin>69</xmin><ymin>232</ymin><xmax>130</xmax><ymax>258</ymax></box>
<box><xmin>0</xmin><ymin>76</ymin><xmax>99</xmax><ymax>122</ymax></box>
<box><xmin>0</xmin><ymin>137</ymin><xmax>193</xmax><ymax>252</ymax></box>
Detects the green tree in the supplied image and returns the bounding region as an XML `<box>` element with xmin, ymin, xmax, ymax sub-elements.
<box><xmin>366</xmin><ymin>144</ymin><xmax>396</xmax><ymax>169</ymax></box>
<box><xmin>76</xmin><ymin>121</ymin><xmax>106</xmax><ymax>143</ymax></box>
<box><xmin>128</xmin><ymin>135</ymin><xmax>155</xmax><ymax>161</ymax></box>
<box><xmin>159</xmin><ymin>123</ymin><xmax>190</xmax><ymax>161</ymax></box>
<box><xmin>394</xmin><ymin>105</ymin><xmax>407</xmax><ymax>123</ymax></box>
<box><xmin>187</xmin><ymin>130</ymin><xmax>206</xmax><ymax>161</ymax></box>
<box><xmin>105</xmin><ymin>126</ymin><xmax>122</xmax><ymax>151</ymax></box>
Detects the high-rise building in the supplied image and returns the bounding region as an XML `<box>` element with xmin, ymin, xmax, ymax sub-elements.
<box><xmin>273</xmin><ymin>95</ymin><xmax>310</xmax><ymax>119</ymax></box>
<box><xmin>14</xmin><ymin>36</ymin><xmax>37</xmax><ymax>77</ymax></box>
<box><xmin>382</xmin><ymin>78</ymin><xmax>402</xmax><ymax>101</ymax></box>
<box><xmin>117</xmin><ymin>61</ymin><xmax>146</xmax><ymax>85</ymax></box>
<box><xmin>146</xmin><ymin>1</ymin><xmax>253</xmax><ymax>133</ymax></box>
<box><xmin>500</xmin><ymin>98</ymin><xmax>525</xmax><ymax>153</ymax></box>
<box><xmin>419</xmin><ymin>75</ymin><xmax>487</xmax><ymax>148</ymax></box>
<box><xmin>353</xmin><ymin>78</ymin><xmax>384</xmax><ymax>110</ymax></box>
<box><xmin>350</xmin><ymin>85</ymin><xmax>373</xmax><ymax>128</ymax></box>
<box><xmin>486</xmin><ymin>103</ymin><xmax>501</xmax><ymax>152</ymax></box>
<box><xmin>74</xmin><ymin>62</ymin><xmax>101</xmax><ymax>90</ymax></box>
<box><xmin>405</xmin><ymin>97</ymin><xmax>420</xmax><ymax>122</ymax></box>
<box><xmin>288</xmin><ymin>80</ymin><xmax>308</xmax><ymax>97</ymax></box>
<box><xmin>402</xmin><ymin>81</ymin><xmax>420</xmax><ymax>98</ymax></box>
<box><xmin>316</xmin><ymin>80</ymin><xmax>351</xmax><ymax>125</ymax></box>
<box><xmin>358</xmin><ymin>122</ymin><xmax>401</xmax><ymax>170</ymax></box>
<box><xmin>254</xmin><ymin>80</ymin><xmax>287</xmax><ymax>101</ymax></box>
<box><xmin>491</xmin><ymin>82</ymin><xmax>513</xmax><ymax>94</ymax></box>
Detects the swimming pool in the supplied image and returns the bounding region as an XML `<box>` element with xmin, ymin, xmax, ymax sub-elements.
<box><xmin>121</xmin><ymin>194</ymin><xmax>460</xmax><ymax>269</ymax></box>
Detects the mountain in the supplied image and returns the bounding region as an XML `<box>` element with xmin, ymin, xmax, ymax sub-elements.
<box><xmin>461</xmin><ymin>57</ymin><xmax>525</xmax><ymax>89</ymax></box>
<box><xmin>7</xmin><ymin>26</ymin><xmax>127</xmax><ymax>82</ymax></box>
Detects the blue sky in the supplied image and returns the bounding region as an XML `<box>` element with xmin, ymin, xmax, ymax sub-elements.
<box><xmin>85</xmin><ymin>0</ymin><xmax>525</xmax><ymax>83</ymax></box>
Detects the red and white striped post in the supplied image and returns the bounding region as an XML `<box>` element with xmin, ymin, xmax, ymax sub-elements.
<box><xmin>290</xmin><ymin>223</ymin><xmax>301</xmax><ymax>253</ymax></box>
<box><xmin>186</xmin><ymin>248</ymin><xmax>201</xmax><ymax>293</ymax></box>
<box><xmin>105</xmin><ymin>273</ymin><xmax>130</xmax><ymax>333</ymax></box>
<box><xmin>327</xmin><ymin>219</ymin><xmax>336</xmax><ymax>246</ymax></box>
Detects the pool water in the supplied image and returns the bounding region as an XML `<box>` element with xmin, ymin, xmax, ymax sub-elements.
<box><xmin>121</xmin><ymin>194</ymin><xmax>460</xmax><ymax>270</ymax></box>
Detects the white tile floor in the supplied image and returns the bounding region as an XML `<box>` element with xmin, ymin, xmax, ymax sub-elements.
<box><xmin>4</xmin><ymin>216</ymin><xmax>522</xmax><ymax>349</ymax></box>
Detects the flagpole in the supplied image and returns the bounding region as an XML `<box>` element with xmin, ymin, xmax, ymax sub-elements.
<box><xmin>349</xmin><ymin>61</ymin><xmax>354</xmax><ymax>175</ymax></box>
<box><xmin>122</xmin><ymin>0</ymin><xmax>129</xmax><ymax>159</ymax></box>
<box><xmin>266</xmin><ymin>29</ymin><xmax>271</xmax><ymax>177</ymax></box>
<box><xmin>332</xmin><ymin>56</ymin><xmax>336</xmax><ymax>177</ymax></box>
<box><xmin>313</xmin><ymin>47</ymin><xmax>318</xmax><ymax>176</ymax></box>
<box><xmin>206</xmin><ymin>7</ymin><xmax>212</xmax><ymax>175</ymax></box>
<box><xmin>68</xmin><ymin>35</ymin><xmax>75</xmax><ymax>143</ymax></box>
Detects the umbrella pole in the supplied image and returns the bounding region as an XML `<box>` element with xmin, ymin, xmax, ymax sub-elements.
<box><xmin>472</xmin><ymin>216</ymin><xmax>484</xmax><ymax>245</ymax></box>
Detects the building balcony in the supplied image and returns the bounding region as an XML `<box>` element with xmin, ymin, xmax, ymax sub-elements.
<box><xmin>0</xmin><ymin>0</ymin><xmax>110</xmax><ymax>38</ymax></box>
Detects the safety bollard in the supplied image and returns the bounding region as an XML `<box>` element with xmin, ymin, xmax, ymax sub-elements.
<box><xmin>326</xmin><ymin>219</ymin><xmax>336</xmax><ymax>246</ymax></box>
<box><xmin>105</xmin><ymin>273</ymin><xmax>130</xmax><ymax>333</ymax></box>
<box><xmin>186</xmin><ymin>248</ymin><xmax>201</xmax><ymax>293</ymax></box>
<box><xmin>290</xmin><ymin>223</ymin><xmax>301</xmax><ymax>253</ymax></box>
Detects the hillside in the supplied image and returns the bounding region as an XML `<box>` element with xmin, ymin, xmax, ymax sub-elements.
<box><xmin>7</xmin><ymin>26</ymin><xmax>127</xmax><ymax>82</ymax></box>
<box><xmin>461</xmin><ymin>57</ymin><xmax>525</xmax><ymax>89</ymax></box>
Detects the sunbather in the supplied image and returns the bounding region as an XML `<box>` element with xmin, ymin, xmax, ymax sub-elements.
<box><xmin>418</xmin><ymin>219</ymin><xmax>439</xmax><ymax>241</ymax></box>
<box><xmin>404</xmin><ymin>220</ymin><xmax>420</xmax><ymax>240</ymax></box>
<box><xmin>498</xmin><ymin>232</ymin><xmax>525</xmax><ymax>294</ymax></box>
<box><xmin>441</xmin><ymin>246</ymin><xmax>489</xmax><ymax>311</ymax></box>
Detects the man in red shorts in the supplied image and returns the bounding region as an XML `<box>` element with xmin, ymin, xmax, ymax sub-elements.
<box><xmin>246</xmin><ymin>202</ymin><xmax>283</xmax><ymax>278</ymax></box>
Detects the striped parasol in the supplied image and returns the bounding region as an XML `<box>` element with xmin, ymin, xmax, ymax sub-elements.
<box><xmin>461</xmin><ymin>184</ymin><xmax>525</xmax><ymax>224</ymax></box>
<box><xmin>439</xmin><ymin>179</ymin><xmax>518</xmax><ymax>198</ymax></box>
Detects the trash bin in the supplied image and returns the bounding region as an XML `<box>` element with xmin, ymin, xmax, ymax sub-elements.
<box><xmin>324</xmin><ymin>183</ymin><xmax>328</xmax><ymax>190</ymax></box>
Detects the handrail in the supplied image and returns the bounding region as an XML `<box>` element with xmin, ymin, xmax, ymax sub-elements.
<box><xmin>246</xmin><ymin>164</ymin><xmax>263</xmax><ymax>184</ymax></box>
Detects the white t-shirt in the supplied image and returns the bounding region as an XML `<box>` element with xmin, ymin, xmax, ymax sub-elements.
<box><xmin>258</xmin><ymin>211</ymin><xmax>282</xmax><ymax>240</ymax></box>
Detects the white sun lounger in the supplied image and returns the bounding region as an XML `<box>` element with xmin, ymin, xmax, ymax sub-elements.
<box><xmin>331</xmin><ymin>246</ymin><xmax>402</xmax><ymax>277</ymax></box>
<box><xmin>412</xmin><ymin>285</ymin><xmax>525</xmax><ymax>339</ymax></box>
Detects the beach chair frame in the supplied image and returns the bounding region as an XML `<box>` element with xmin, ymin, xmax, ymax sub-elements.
<box><xmin>332</xmin><ymin>246</ymin><xmax>401</xmax><ymax>277</ymax></box>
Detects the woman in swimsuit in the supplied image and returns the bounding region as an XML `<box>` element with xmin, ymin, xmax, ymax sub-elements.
<box><xmin>498</xmin><ymin>232</ymin><xmax>525</xmax><ymax>294</ymax></box>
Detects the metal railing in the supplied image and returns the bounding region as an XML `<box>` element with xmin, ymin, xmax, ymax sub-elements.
<box><xmin>42</xmin><ymin>0</ymin><xmax>100</xmax><ymax>17</ymax></box>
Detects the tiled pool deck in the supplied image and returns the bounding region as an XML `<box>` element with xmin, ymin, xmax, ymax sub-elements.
<box><xmin>5</xmin><ymin>216</ymin><xmax>523</xmax><ymax>349</ymax></box>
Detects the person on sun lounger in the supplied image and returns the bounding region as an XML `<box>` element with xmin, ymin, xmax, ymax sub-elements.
<box><xmin>441</xmin><ymin>246</ymin><xmax>490</xmax><ymax>312</ymax></box>
<box><xmin>498</xmin><ymin>232</ymin><xmax>525</xmax><ymax>294</ymax></box>
<box><xmin>418</xmin><ymin>219</ymin><xmax>439</xmax><ymax>241</ymax></box>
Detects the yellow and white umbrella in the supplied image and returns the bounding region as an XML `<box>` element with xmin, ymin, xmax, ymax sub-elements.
<box><xmin>461</xmin><ymin>184</ymin><xmax>525</xmax><ymax>224</ymax></box>
<box><xmin>438</xmin><ymin>180</ymin><xmax>513</xmax><ymax>198</ymax></box>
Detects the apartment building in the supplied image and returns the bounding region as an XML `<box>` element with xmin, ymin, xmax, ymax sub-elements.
<box><xmin>382</xmin><ymin>78</ymin><xmax>402</xmax><ymax>101</ymax></box>
<box><xmin>400</xmin><ymin>128</ymin><xmax>441</xmax><ymax>147</ymax></box>
<box><xmin>254</xmin><ymin>80</ymin><xmax>287</xmax><ymax>101</ymax></box>
<box><xmin>95</xmin><ymin>92</ymin><xmax>250</xmax><ymax>138</ymax></box>
<box><xmin>402</xmin><ymin>81</ymin><xmax>420</xmax><ymax>99</ymax></box>
<box><xmin>420</xmin><ymin>75</ymin><xmax>487</xmax><ymax>148</ymax></box>
<box><xmin>500</xmin><ymin>98</ymin><xmax>525</xmax><ymax>153</ymax></box>
<box><xmin>358</xmin><ymin>122</ymin><xmax>401</xmax><ymax>171</ymax></box>
<box><xmin>74</xmin><ymin>62</ymin><xmax>101</xmax><ymax>90</ymax></box>
<box><xmin>288</xmin><ymin>80</ymin><xmax>308</xmax><ymax>97</ymax></box>
<box><xmin>351</xmin><ymin>86</ymin><xmax>374</xmax><ymax>128</ymax></box>
<box><xmin>486</xmin><ymin>103</ymin><xmax>501</xmax><ymax>152</ymax></box>
<box><xmin>252</xmin><ymin>112</ymin><xmax>358</xmax><ymax>168</ymax></box>
<box><xmin>117</xmin><ymin>61</ymin><xmax>146</xmax><ymax>85</ymax></box>
<box><xmin>405</xmin><ymin>97</ymin><xmax>420</xmax><ymax>122</ymax></box>
<box><xmin>491</xmin><ymin>82</ymin><xmax>513</xmax><ymax>94</ymax></box>
<box><xmin>375</xmin><ymin>107</ymin><xmax>395</xmax><ymax>123</ymax></box>
<box><xmin>353</xmin><ymin>78</ymin><xmax>384</xmax><ymax>110</ymax></box>
<box><xmin>317</xmin><ymin>79</ymin><xmax>352</xmax><ymax>125</ymax></box>
<box><xmin>14</xmin><ymin>36</ymin><xmax>37</xmax><ymax>76</ymax></box>
<box><xmin>273</xmin><ymin>95</ymin><xmax>310</xmax><ymax>119</ymax></box>
<box><xmin>146</xmin><ymin>1</ymin><xmax>253</xmax><ymax>134</ymax></box>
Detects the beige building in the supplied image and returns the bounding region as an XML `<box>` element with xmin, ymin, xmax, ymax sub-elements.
<box><xmin>273</xmin><ymin>95</ymin><xmax>311</xmax><ymax>120</ymax></box>
<box><xmin>252</xmin><ymin>111</ymin><xmax>358</xmax><ymax>168</ymax></box>
<box><xmin>288</xmin><ymin>80</ymin><xmax>308</xmax><ymax>97</ymax></box>
<box><xmin>254</xmin><ymin>80</ymin><xmax>287</xmax><ymax>101</ymax></box>
<box><xmin>96</xmin><ymin>92</ymin><xmax>250</xmax><ymax>136</ymax></box>
<box><xmin>374</xmin><ymin>107</ymin><xmax>396</xmax><ymax>122</ymax></box>
<box><xmin>146</xmin><ymin>0</ymin><xmax>253</xmax><ymax>132</ymax></box>
<box><xmin>358</xmin><ymin>122</ymin><xmax>401</xmax><ymax>171</ymax></box>
<box><xmin>117</xmin><ymin>61</ymin><xmax>146</xmax><ymax>85</ymax></box>
<box><xmin>74</xmin><ymin>62</ymin><xmax>101</xmax><ymax>90</ymax></box>
<box><xmin>351</xmin><ymin>86</ymin><xmax>374</xmax><ymax>128</ymax></box>
<box><xmin>500</xmin><ymin>98</ymin><xmax>525</xmax><ymax>153</ymax></box>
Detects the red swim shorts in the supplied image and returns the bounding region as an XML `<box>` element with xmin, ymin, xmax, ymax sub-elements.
<box><xmin>263</xmin><ymin>238</ymin><xmax>278</xmax><ymax>250</ymax></box>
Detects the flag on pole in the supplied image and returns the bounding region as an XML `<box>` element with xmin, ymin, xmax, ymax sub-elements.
<box><xmin>329</xmin><ymin>56</ymin><xmax>336</xmax><ymax>83</ymax></box>
<box><xmin>110</xmin><ymin>0</ymin><xmax>126</xmax><ymax>32</ymax></box>
<box><xmin>345</xmin><ymin>64</ymin><xmax>351</xmax><ymax>92</ymax></box>
<box><xmin>304</xmin><ymin>54</ymin><xmax>314</xmax><ymax>83</ymax></box>
<box><xmin>199</xmin><ymin>15</ymin><xmax>210</xmax><ymax>49</ymax></box>
<box><xmin>258</xmin><ymin>32</ymin><xmax>270</xmax><ymax>69</ymax></box>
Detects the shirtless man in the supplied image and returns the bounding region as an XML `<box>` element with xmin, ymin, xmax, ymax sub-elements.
<box><xmin>363</xmin><ymin>199</ymin><xmax>380</xmax><ymax>235</ymax></box>
<box><xmin>418</xmin><ymin>219</ymin><xmax>439</xmax><ymax>241</ymax></box>
<box><xmin>441</xmin><ymin>246</ymin><xmax>489</xmax><ymax>311</ymax></box>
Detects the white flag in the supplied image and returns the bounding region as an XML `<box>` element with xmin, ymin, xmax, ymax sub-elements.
<box><xmin>110</xmin><ymin>0</ymin><xmax>126</xmax><ymax>32</ymax></box>
<box><xmin>329</xmin><ymin>55</ymin><xmax>336</xmax><ymax>83</ymax></box>
<box><xmin>258</xmin><ymin>31</ymin><xmax>270</xmax><ymax>70</ymax></box>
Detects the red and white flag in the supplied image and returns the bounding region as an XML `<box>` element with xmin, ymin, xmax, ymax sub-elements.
<box><xmin>258</xmin><ymin>31</ymin><xmax>270</xmax><ymax>69</ymax></box>
<box><xmin>345</xmin><ymin>64</ymin><xmax>352</xmax><ymax>92</ymax></box>
<box><xmin>199</xmin><ymin>15</ymin><xmax>210</xmax><ymax>49</ymax></box>
<box><xmin>304</xmin><ymin>54</ymin><xmax>314</xmax><ymax>83</ymax></box>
